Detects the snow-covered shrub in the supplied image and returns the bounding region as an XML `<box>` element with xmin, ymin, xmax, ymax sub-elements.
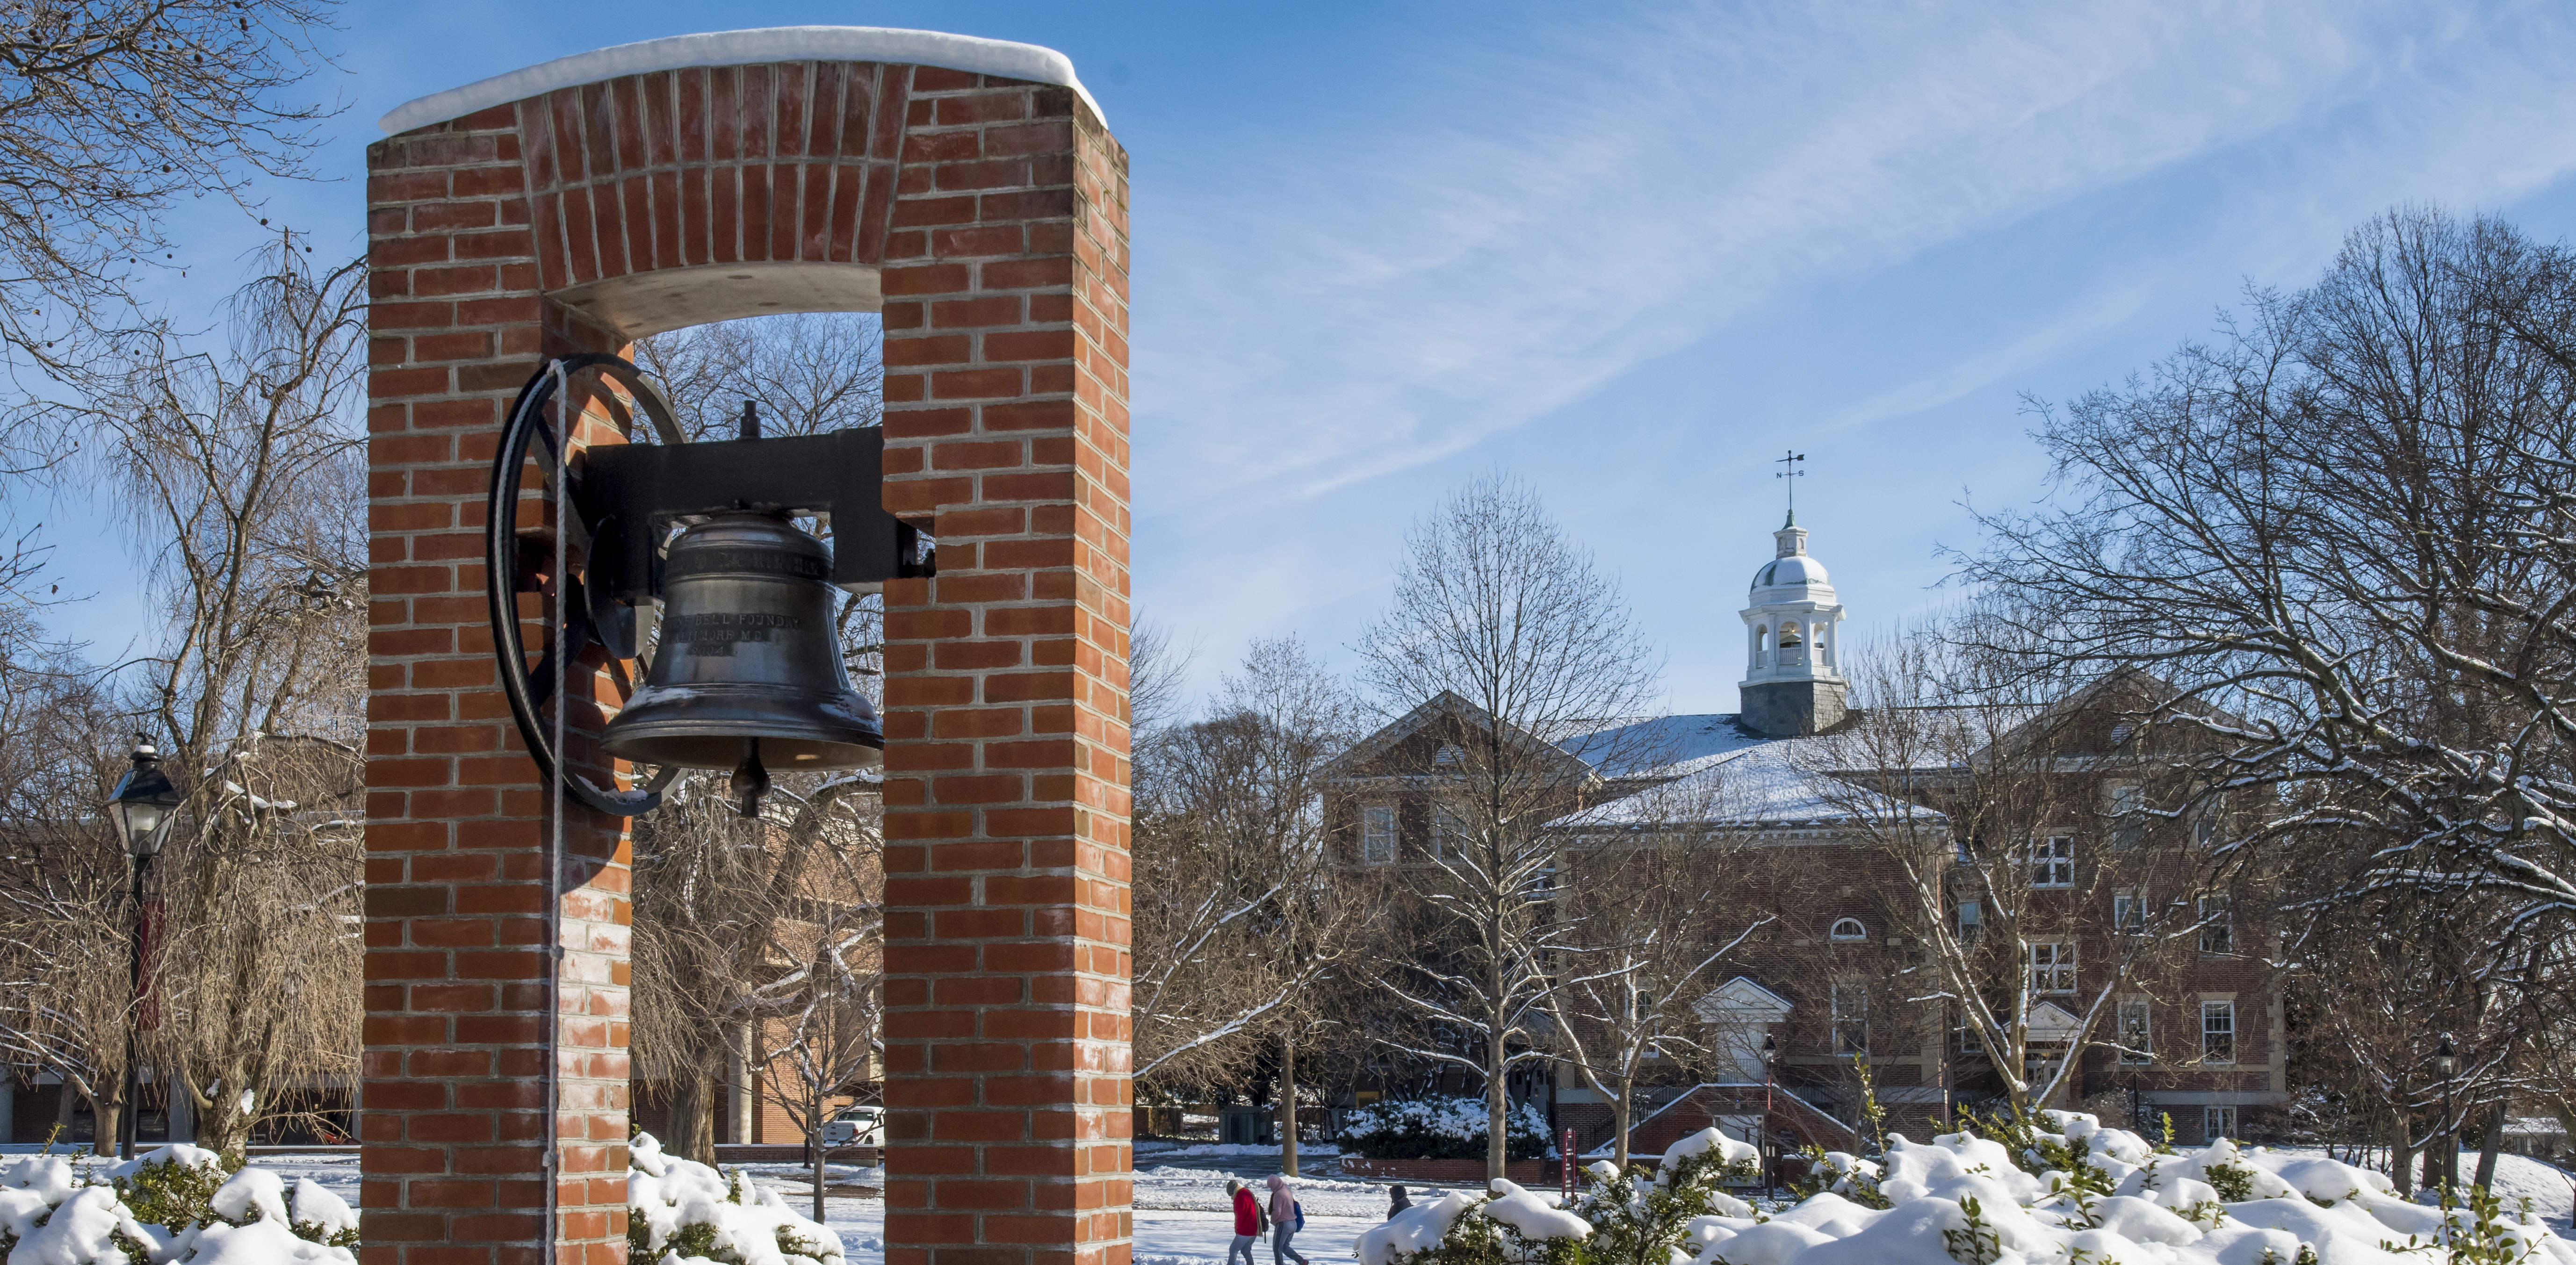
<box><xmin>1342</xmin><ymin>1097</ymin><xmax>1551</xmax><ymax>1161</ymax></box>
<box><xmin>628</xmin><ymin>1131</ymin><xmax>843</xmax><ymax>1265</ymax></box>
<box><xmin>0</xmin><ymin>1144</ymin><xmax>360</xmax><ymax>1263</ymax></box>
<box><xmin>1364</xmin><ymin>1113</ymin><xmax>2576</xmax><ymax>1265</ymax></box>
<box><xmin>1574</xmin><ymin>1129</ymin><xmax>1759</xmax><ymax>1265</ymax></box>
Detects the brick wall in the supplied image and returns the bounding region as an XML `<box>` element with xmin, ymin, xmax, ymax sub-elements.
<box><xmin>366</xmin><ymin>57</ymin><xmax>1129</xmax><ymax>1264</ymax></box>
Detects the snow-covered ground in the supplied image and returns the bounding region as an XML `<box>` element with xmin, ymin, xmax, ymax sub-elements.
<box><xmin>65</xmin><ymin>1139</ymin><xmax>2571</xmax><ymax>1260</ymax></box>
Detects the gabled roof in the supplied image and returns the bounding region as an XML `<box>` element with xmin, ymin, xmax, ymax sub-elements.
<box><xmin>2027</xmin><ymin>1001</ymin><xmax>2082</xmax><ymax>1043</ymax></box>
<box><xmin>1318</xmin><ymin>690</ymin><xmax>1597</xmax><ymax>783</ymax></box>
<box><xmin>1692</xmin><ymin>976</ymin><xmax>1794</xmax><ymax>1024</ymax></box>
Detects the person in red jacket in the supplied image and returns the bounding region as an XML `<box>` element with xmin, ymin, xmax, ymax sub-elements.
<box><xmin>1227</xmin><ymin>1178</ymin><xmax>1262</xmax><ymax>1265</ymax></box>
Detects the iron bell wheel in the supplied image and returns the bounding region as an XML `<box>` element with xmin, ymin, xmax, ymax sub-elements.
<box><xmin>599</xmin><ymin>511</ymin><xmax>885</xmax><ymax>771</ymax></box>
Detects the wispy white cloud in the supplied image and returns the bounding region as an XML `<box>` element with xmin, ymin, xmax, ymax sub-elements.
<box><xmin>1130</xmin><ymin>0</ymin><xmax>2576</xmax><ymax>518</ymax></box>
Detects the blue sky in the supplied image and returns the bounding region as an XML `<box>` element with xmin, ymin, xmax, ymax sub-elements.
<box><xmin>28</xmin><ymin>0</ymin><xmax>2576</xmax><ymax>715</ymax></box>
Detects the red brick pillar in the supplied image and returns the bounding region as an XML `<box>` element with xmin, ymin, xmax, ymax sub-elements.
<box><xmin>878</xmin><ymin>73</ymin><xmax>1135</xmax><ymax>1265</ymax></box>
<box><xmin>364</xmin><ymin>104</ymin><xmax>634</xmax><ymax>1264</ymax></box>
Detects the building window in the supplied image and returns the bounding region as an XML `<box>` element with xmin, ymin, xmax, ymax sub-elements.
<box><xmin>1362</xmin><ymin>805</ymin><xmax>1395</xmax><ymax>865</ymax></box>
<box><xmin>1832</xmin><ymin>983</ymin><xmax>1867</xmax><ymax>1055</ymax></box>
<box><xmin>2030</xmin><ymin>835</ymin><xmax>2074</xmax><ymax>888</ymax></box>
<box><xmin>2118</xmin><ymin>1000</ymin><xmax>2152</xmax><ymax>1064</ymax></box>
<box><xmin>2029</xmin><ymin>942</ymin><xmax>2076</xmax><ymax>994</ymax></box>
<box><xmin>1780</xmin><ymin>621</ymin><xmax>1804</xmax><ymax>647</ymax></box>
<box><xmin>1955</xmin><ymin>835</ymin><xmax>1976</xmax><ymax>867</ymax></box>
<box><xmin>1829</xmin><ymin>917</ymin><xmax>1867</xmax><ymax>942</ymax></box>
<box><xmin>1434</xmin><ymin>743</ymin><xmax>1462</xmax><ymax>767</ymax></box>
<box><xmin>2109</xmin><ymin>785</ymin><xmax>2144</xmax><ymax>850</ymax></box>
<box><xmin>2113</xmin><ymin>889</ymin><xmax>2144</xmax><ymax>932</ymax></box>
<box><xmin>1959</xmin><ymin>1021</ymin><xmax>1984</xmax><ymax>1055</ymax></box>
<box><xmin>2203</xmin><ymin>1105</ymin><xmax>2238</xmax><ymax>1142</ymax></box>
<box><xmin>2201</xmin><ymin>1000</ymin><xmax>2236</xmax><ymax>1064</ymax></box>
<box><xmin>1433</xmin><ymin>807</ymin><xmax>1467</xmax><ymax>861</ymax></box>
<box><xmin>1955</xmin><ymin>900</ymin><xmax>1980</xmax><ymax>944</ymax></box>
<box><xmin>2192</xmin><ymin>792</ymin><xmax>2229</xmax><ymax>847</ymax></box>
<box><xmin>2198</xmin><ymin>896</ymin><xmax>2232</xmax><ymax>955</ymax></box>
<box><xmin>1755</xmin><ymin>627</ymin><xmax>1769</xmax><ymax>664</ymax></box>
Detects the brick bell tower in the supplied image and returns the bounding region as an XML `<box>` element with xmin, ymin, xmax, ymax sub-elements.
<box><xmin>362</xmin><ymin>28</ymin><xmax>1134</xmax><ymax>1264</ymax></box>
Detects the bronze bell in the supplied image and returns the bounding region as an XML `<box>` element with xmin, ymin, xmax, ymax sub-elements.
<box><xmin>600</xmin><ymin>511</ymin><xmax>885</xmax><ymax>796</ymax></box>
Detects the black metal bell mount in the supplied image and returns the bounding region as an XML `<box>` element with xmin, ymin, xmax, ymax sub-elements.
<box><xmin>484</xmin><ymin>354</ymin><xmax>933</xmax><ymax>819</ymax></box>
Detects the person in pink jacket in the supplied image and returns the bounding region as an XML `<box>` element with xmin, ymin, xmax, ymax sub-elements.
<box><xmin>1265</xmin><ymin>1174</ymin><xmax>1310</xmax><ymax>1265</ymax></box>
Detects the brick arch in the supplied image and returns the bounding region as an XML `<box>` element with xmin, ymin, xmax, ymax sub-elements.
<box><xmin>366</xmin><ymin>41</ymin><xmax>1132</xmax><ymax>1265</ymax></box>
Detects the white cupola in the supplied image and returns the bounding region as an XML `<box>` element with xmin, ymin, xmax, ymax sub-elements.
<box><xmin>1738</xmin><ymin>512</ymin><xmax>1848</xmax><ymax>737</ymax></box>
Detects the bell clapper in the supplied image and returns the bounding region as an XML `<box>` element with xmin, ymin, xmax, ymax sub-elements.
<box><xmin>727</xmin><ymin>738</ymin><xmax>770</xmax><ymax>818</ymax></box>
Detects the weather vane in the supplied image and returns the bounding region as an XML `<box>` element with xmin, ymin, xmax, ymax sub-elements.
<box><xmin>1775</xmin><ymin>450</ymin><xmax>1805</xmax><ymax>520</ymax></box>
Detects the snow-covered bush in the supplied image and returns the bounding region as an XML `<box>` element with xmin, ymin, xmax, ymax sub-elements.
<box><xmin>0</xmin><ymin>1143</ymin><xmax>360</xmax><ymax>1263</ymax></box>
<box><xmin>1342</xmin><ymin>1097</ymin><xmax>1551</xmax><ymax>1161</ymax></box>
<box><xmin>628</xmin><ymin>1132</ymin><xmax>843</xmax><ymax>1265</ymax></box>
<box><xmin>1364</xmin><ymin>1112</ymin><xmax>2576</xmax><ymax>1265</ymax></box>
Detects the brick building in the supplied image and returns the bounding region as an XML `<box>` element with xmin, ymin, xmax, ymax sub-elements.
<box><xmin>1323</xmin><ymin>514</ymin><xmax>2285</xmax><ymax>1159</ymax></box>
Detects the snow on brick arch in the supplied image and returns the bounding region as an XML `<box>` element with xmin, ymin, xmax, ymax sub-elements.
<box><xmin>377</xmin><ymin>26</ymin><xmax>1106</xmax><ymax>134</ymax></box>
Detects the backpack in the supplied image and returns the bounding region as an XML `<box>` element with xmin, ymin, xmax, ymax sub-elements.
<box><xmin>1293</xmin><ymin>1200</ymin><xmax>1306</xmax><ymax>1232</ymax></box>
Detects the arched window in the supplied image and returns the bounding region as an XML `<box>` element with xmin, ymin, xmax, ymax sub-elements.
<box><xmin>1755</xmin><ymin>627</ymin><xmax>1769</xmax><ymax>665</ymax></box>
<box><xmin>1779</xmin><ymin>621</ymin><xmax>1804</xmax><ymax>647</ymax></box>
<box><xmin>1829</xmin><ymin>917</ymin><xmax>1867</xmax><ymax>942</ymax></box>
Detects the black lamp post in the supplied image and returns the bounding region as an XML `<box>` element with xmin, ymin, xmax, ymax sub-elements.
<box><xmin>105</xmin><ymin>741</ymin><xmax>181</xmax><ymax>1159</ymax></box>
<box><xmin>1761</xmin><ymin>1033</ymin><xmax>1778</xmax><ymax>1199</ymax></box>
<box><xmin>2433</xmin><ymin>1033</ymin><xmax>2457</xmax><ymax>1194</ymax></box>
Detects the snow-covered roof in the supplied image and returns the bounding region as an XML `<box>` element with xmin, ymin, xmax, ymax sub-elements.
<box><xmin>379</xmin><ymin>27</ymin><xmax>1104</xmax><ymax>136</ymax></box>
<box><xmin>1551</xmin><ymin>726</ymin><xmax>1942</xmax><ymax>832</ymax></box>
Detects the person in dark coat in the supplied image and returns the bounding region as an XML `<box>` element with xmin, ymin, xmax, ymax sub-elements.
<box><xmin>1387</xmin><ymin>1185</ymin><xmax>1413</xmax><ymax>1219</ymax></box>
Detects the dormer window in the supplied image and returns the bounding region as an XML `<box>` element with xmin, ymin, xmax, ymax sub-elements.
<box><xmin>1829</xmin><ymin>917</ymin><xmax>1867</xmax><ymax>942</ymax></box>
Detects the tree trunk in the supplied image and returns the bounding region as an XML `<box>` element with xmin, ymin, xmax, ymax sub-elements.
<box><xmin>2391</xmin><ymin>1108</ymin><xmax>2415</xmax><ymax>1193</ymax></box>
<box><xmin>1610</xmin><ymin>1090</ymin><xmax>1631</xmax><ymax>1172</ymax></box>
<box><xmin>668</xmin><ymin>1072</ymin><xmax>718</xmax><ymax>1166</ymax></box>
<box><xmin>90</xmin><ymin>1090</ymin><xmax>119</xmax><ymax>1157</ymax></box>
<box><xmin>812</xmin><ymin>1088</ymin><xmax>828</xmax><ymax>1223</ymax></box>
<box><xmin>2474</xmin><ymin>1106</ymin><xmax>2504</xmax><ymax>1191</ymax></box>
<box><xmin>1277</xmin><ymin>1035</ymin><xmax>1299</xmax><ymax>1178</ymax></box>
<box><xmin>1487</xmin><ymin>1029</ymin><xmax>1508</xmax><ymax>1182</ymax></box>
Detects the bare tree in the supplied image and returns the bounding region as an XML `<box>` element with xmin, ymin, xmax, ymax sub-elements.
<box><xmin>0</xmin><ymin>0</ymin><xmax>342</xmax><ymax>402</ymax></box>
<box><xmin>1544</xmin><ymin>770</ymin><xmax>1776</xmax><ymax>1168</ymax></box>
<box><xmin>1801</xmin><ymin>620</ymin><xmax>2222</xmax><ymax>1121</ymax></box>
<box><xmin>1957</xmin><ymin>208</ymin><xmax>2576</xmax><ymax>1059</ymax></box>
<box><xmin>743</xmin><ymin>801</ymin><xmax>884</xmax><ymax>1224</ymax></box>
<box><xmin>0</xmin><ymin>233</ymin><xmax>368</xmax><ymax>1154</ymax></box>
<box><xmin>1128</xmin><ymin>635</ymin><xmax>1374</xmax><ymax>1165</ymax></box>
<box><xmin>1353</xmin><ymin>473</ymin><xmax>1666</xmax><ymax>1180</ymax></box>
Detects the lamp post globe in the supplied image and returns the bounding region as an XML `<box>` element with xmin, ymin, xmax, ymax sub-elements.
<box><xmin>107</xmin><ymin>741</ymin><xmax>182</xmax><ymax>861</ymax></box>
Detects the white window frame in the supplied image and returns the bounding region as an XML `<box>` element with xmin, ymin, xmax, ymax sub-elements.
<box><xmin>2108</xmin><ymin>784</ymin><xmax>2145</xmax><ymax>850</ymax></box>
<box><xmin>1361</xmin><ymin>804</ymin><xmax>1396</xmax><ymax>865</ymax></box>
<box><xmin>2117</xmin><ymin>999</ymin><xmax>2152</xmax><ymax>1065</ymax></box>
<box><xmin>2201</xmin><ymin>1000</ymin><xmax>2236</xmax><ymax>1064</ymax></box>
<box><xmin>1829</xmin><ymin>917</ymin><xmax>1867</xmax><ymax>942</ymax></box>
<box><xmin>2198</xmin><ymin>895</ymin><xmax>2232</xmax><ymax>955</ymax></box>
<box><xmin>2029</xmin><ymin>942</ymin><xmax>2077</xmax><ymax>994</ymax></box>
<box><xmin>1831</xmin><ymin>982</ymin><xmax>1868</xmax><ymax>1055</ymax></box>
<box><xmin>1433</xmin><ymin>806</ymin><xmax>1467</xmax><ymax>861</ymax></box>
<box><xmin>2113</xmin><ymin>889</ymin><xmax>2144</xmax><ymax>931</ymax></box>
<box><xmin>2031</xmin><ymin>835</ymin><xmax>2074</xmax><ymax>888</ymax></box>
<box><xmin>2193</xmin><ymin>792</ymin><xmax>2230</xmax><ymax>847</ymax></box>
<box><xmin>2203</xmin><ymin>1104</ymin><xmax>2238</xmax><ymax>1142</ymax></box>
